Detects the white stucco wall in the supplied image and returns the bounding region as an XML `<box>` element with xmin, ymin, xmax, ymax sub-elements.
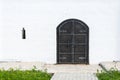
<box><xmin>0</xmin><ymin>0</ymin><xmax>120</xmax><ymax>64</ymax></box>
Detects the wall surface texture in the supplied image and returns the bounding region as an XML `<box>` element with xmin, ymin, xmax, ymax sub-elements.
<box><xmin>0</xmin><ymin>0</ymin><xmax>120</xmax><ymax>64</ymax></box>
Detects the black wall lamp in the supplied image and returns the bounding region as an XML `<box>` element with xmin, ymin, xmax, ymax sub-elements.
<box><xmin>22</xmin><ymin>27</ymin><xmax>26</xmax><ymax>39</ymax></box>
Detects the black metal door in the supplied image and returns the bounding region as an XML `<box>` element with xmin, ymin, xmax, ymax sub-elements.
<box><xmin>57</xmin><ymin>19</ymin><xmax>89</xmax><ymax>64</ymax></box>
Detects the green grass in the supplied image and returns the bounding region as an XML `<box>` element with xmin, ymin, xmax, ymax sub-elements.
<box><xmin>0</xmin><ymin>67</ymin><xmax>51</xmax><ymax>80</ymax></box>
<box><xmin>96</xmin><ymin>68</ymin><xmax>120</xmax><ymax>80</ymax></box>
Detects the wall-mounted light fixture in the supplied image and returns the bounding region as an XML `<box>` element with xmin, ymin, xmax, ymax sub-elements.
<box><xmin>22</xmin><ymin>27</ymin><xmax>26</xmax><ymax>39</ymax></box>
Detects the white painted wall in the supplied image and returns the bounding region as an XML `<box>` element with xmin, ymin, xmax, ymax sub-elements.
<box><xmin>0</xmin><ymin>0</ymin><xmax>120</xmax><ymax>64</ymax></box>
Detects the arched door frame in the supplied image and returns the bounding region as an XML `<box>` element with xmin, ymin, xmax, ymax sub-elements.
<box><xmin>57</xmin><ymin>19</ymin><xmax>89</xmax><ymax>64</ymax></box>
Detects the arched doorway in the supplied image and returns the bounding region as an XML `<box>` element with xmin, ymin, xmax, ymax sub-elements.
<box><xmin>57</xmin><ymin>19</ymin><xmax>89</xmax><ymax>64</ymax></box>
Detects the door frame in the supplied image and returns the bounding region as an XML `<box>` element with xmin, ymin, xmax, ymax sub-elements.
<box><xmin>57</xmin><ymin>19</ymin><xmax>89</xmax><ymax>64</ymax></box>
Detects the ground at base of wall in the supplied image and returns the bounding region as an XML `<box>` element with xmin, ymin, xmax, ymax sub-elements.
<box><xmin>0</xmin><ymin>62</ymin><xmax>102</xmax><ymax>73</ymax></box>
<box><xmin>99</xmin><ymin>61</ymin><xmax>120</xmax><ymax>71</ymax></box>
<box><xmin>0</xmin><ymin>61</ymin><xmax>120</xmax><ymax>80</ymax></box>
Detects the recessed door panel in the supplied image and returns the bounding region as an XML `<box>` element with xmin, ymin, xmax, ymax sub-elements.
<box><xmin>74</xmin><ymin>35</ymin><xmax>86</xmax><ymax>43</ymax></box>
<box><xmin>74</xmin><ymin>54</ymin><xmax>86</xmax><ymax>63</ymax></box>
<box><xmin>74</xmin><ymin>45</ymin><xmax>86</xmax><ymax>53</ymax></box>
<box><xmin>59</xmin><ymin>35</ymin><xmax>72</xmax><ymax>43</ymax></box>
<box><xmin>59</xmin><ymin>54</ymin><xmax>72</xmax><ymax>63</ymax></box>
<box><xmin>59</xmin><ymin>22</ymin><xmax>73</xmax><ymax>34</ymax></box>
<box><xmin>59</xmin><ymin>44</ymin><xmax>72</xmax><ymax>53</ymax></box>
<box><xmin>74</xmin><ymin>21</ymin><xmax>87</xmax><ymax>34</ymax></box>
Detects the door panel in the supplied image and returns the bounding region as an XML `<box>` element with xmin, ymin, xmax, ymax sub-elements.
<box><xmin>59</xmin><ymin>35</ymin><xmax>73</xmax><ymax>43</ymax></box>
<box><xmin>59</xmin><ymin>54</ymin><xmax>72</xmax><ymax>63</ymax></box>
<box><xmin>59</xmin><ymin>44</ymin><xmax>72</xmax><ymax>53</ymax></box>
<box><xmin>74</xmin><ymin>35</ymin><xmax>86</xmax><ymax>43</ymax></box>
<box><xmin>59</xmin><ymin>22</ymin><xmax>73</xmax><ymax>34</ymax></box>
<box><xmin>74</xmin><ymin>54</ymin><xmax>86</xmax><ymax>63</ymax></box>
<box><xmin>74</xmin><ymin>45</ymin><xmax>86</xmax><ymax>53</ymax></box>
<box><xmin>74</xmin><ymin>21</ymin><xmax>87</xmax><ymax>34</ymax></box>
